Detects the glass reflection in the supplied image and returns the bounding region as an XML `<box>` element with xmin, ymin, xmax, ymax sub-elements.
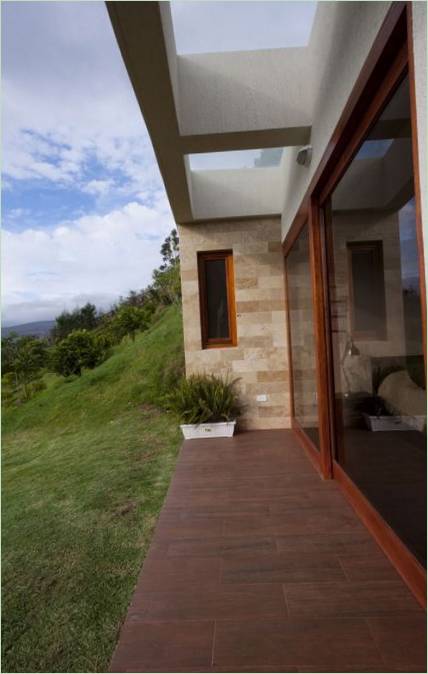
<box><xmin>286</xmin><ymin>224</ymin><xmax>320</xmax><ymax>449</ymax></box>
<box><xmin>327</xmin><ymin>75</ymin><xmax>426</xmax><ymax>565</ymax></box>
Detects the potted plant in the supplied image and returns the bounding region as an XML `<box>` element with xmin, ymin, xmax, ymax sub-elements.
<box><xmin>168</xmin><ymin>373</ymin><xmax>242</xmax><ymax>439</ymax></box>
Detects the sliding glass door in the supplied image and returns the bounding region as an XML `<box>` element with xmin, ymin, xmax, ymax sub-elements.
<box><xmin>286</xmin><ymin>224</ymin><xmax>320</xmax><ymax>451</ymax></box>
<box><xmin>325</xmin><ymin>73</ymin><xmax>426</xmax><ymax>566</ymax></box>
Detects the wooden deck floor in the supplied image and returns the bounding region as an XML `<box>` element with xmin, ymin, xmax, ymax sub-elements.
<box><xmin>110</xmin><ymin>429</ymin><xmax>426</xmax><ymax>673</ymax></box>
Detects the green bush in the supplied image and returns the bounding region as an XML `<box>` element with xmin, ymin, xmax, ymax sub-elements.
<box><xmin>51</xmin><ymin>330</ymin><xmax>105</xmax><ymax>377</ymax></box>
<box><xmin>167</xmin><ymin>373</ymin><xmax>242</xmax><ymax>424</ymax></box>
<box><xmin>111</xmin><ymin>305</ymin><xmax>152</xmax><ymax>342</ymax></box>
<box><xmin>2</xmin><ymin>373</ymin><xmax>18</xmax><ymax>407</ymax></box>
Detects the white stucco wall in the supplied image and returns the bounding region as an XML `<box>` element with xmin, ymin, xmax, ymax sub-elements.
<box><xmin>280</xmin><ymin>1</ymin><xmax>392</xmax><ymax>238</ymax></box>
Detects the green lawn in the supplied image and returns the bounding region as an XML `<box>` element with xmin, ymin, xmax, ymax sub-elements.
<box><xmin>2</xmin><ymin>305</ymin><xmax>184</xmax><ymax>672</ymax></box>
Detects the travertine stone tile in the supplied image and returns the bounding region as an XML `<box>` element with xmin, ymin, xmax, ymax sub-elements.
<box><xmin>179</xmin><ymin>218</ymin><xmax>290</xmax><ymax>429</ymax></box>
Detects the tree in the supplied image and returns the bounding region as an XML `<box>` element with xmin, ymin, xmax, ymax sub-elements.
<box><xmin>7</xmin><ymin>336</ymin><xmax>48</xmax><ymax>401</ymax></box>
<box><xmin>160</xmin><ymin>228</ymin><xmax>179</xmax><ymax>270</ymax></box>
<box><xmin>151</xmin><ymin>265</ymin><xmax>181</xmax><ymax>305</ymax></box>
<box><xmin>1</xmin><ymin>333</ymin><xmax>20</xmax><ymax>374</ymax></box>
<box><xmin>147</xmin><ymin>229</ymin><xmax>181</xmax><ymax>305</ymax></box>
<box><xmin>51</xmin><ymin>303</ymin><xmax>99</xmax><ymax>341</ymax></box>
<box><xmin>112</xmin><ymin>306</ymin><xmax>150</xmax><ymax>342</ymax></box>
<box><xmin>51</xmin><ymin>330</ymin><xmax>104</xmax><ymax>377</ymax></box>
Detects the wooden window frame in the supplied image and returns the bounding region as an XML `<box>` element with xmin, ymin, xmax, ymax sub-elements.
<box><xmin>347</xmin><ymin>240</ymin><xmax>387</xmax><ymax>341</ymax></box>
<box><xmin>197</xmin><ymin>250</ymin><xmax>237</xmax><ymax>349</ymax></box>
<box><xmin>283</xmin><ymin>3</ymin><xmax>426</xmax><ymax>607</ymax></box>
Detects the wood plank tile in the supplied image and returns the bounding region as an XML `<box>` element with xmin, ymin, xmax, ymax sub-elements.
<box><xmin>213</xmin><ymin>666</ymin><xmax>298</xmax><ymax>672</ymax></box>
<box><xmin>276</xmin><ymin>531</ymin><xmax>379</xmax><ymax>556</ymax></box>
<box><xmin>154</xmin><ymin>515</ymin><xmax>224</xmax><ymax>539</ymax></box>
<box><xmin>160</xmin><ymin>503</ymin><xmax>270</xmax><ymax>517</ymax></box>
<box><xmin>166</xmin><ymin>536</ymin><xmax>276</xmax><ymax>558</ymax></box>
<box><xmin>223</xmin><ymin>508</ymin><xmax>365</xmax><ymax>538</ymax></box>
<box><xmin>222</xmin><ymin>552</ymin><xmax>346</xmax><ymax>584</ymax></box>
<box><xmin>339</xmin><ymin>554</ymin><xmax>402</xmax><ymax>581</ymax></box>
<box><xmin>268</xmin><ymin>489</ymin><xmax>353</xmax><ymax>512</ymax></box>
<box><xmin>213</xmin><ymin>618</ymin><xmax>384</xmax><ymax>669</ymax></box>
<box><xmin>110</xmin><ymin>620</ymin><xmax>214</xmax><ymax>672</ymax></box>
<box><xmin>367</xmin><ymin>615</ymin><xmax>427</xmax><ymax>671</ymax></box>
<box><xmin>136</xmin><ymin>557</ymin><xmax>221</xmax><ymax>592</ymax></box>
<box><xmin>109</xmin><ymin>429</ymin><xmax>425</xmax><ymax>673</ymax></box>
<box><xmin>129</xmin><ymin>584</ymin><xmax>286</xmax><ymax>621</ymax></box>
<box><xmin>284</xmin><ymin>580</ymin><xmax>424</xmax><ymax>617</ymax></box>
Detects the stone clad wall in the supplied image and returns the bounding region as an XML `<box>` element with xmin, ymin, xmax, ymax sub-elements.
<box><xmin>178</xmin><ymin>217</ymin><xmax>290</xmax><ymax>430</ymax></box>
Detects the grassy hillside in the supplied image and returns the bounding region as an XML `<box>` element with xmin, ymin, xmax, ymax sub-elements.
<box><xmin>2</xmin><ymin>305</ymin><xmax>184</xmax><ymax>673</ymax></box>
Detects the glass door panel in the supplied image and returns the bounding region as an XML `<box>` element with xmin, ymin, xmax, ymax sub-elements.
<box><xmin>286</xmin><ymin>223</ymin><xmax>320</xmax><ymax>450</ymax></box>
<box><xmin>326</xmin><ymin>74</ymin><xmax>427</xmax><ymax>565</ymax></box>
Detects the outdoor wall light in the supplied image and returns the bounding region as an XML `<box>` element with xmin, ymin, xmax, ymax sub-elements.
<box><xmin>296</xmin><ymin>145</ymin><xmax>312</xmax><ymax>166</ymax></box>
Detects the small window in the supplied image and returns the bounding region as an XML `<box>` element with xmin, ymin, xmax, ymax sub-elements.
<box><xmin>347</xmin><ymin>240</ymin><xmax>387</xmax><ymax>340</ymax></box>
<box><xmin>198</xmin><ymin>250</ymin><xmax>237</xmax><ymax>348</ymax></box>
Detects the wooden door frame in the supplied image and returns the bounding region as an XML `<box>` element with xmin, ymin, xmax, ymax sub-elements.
<box><xmin>284</xmin><ymin>223</ymin><xmax>325</xmax><ymax>478</ymax></box>
<box><xmin>283</xmin><ymin>1</ymin><xmax>426</xmax><ymax>606</ymax></box>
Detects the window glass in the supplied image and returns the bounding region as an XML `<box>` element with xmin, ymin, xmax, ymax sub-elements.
<box><xmin>205</xmin><ymin>258</ymin><xmax>230</xmax><ymax>339</ymax></box>
<box><xmin>327</xmin><ymin>75</ymin><xmax>426</xmax><ymax>565</ymax></box>
<box><xmin>286</xmin><ymin>224</ymin><xmax>320</xmax><ymax>449</ymax></box>
<box><xmin>198</xmin><ymin>251</ymin><xmax>236</xmax><ymax>348</ymax></box>
<box><xmin>347</xmin><ymin>241</ymin><xmax>386</xmax><ymax>339</ymax></box>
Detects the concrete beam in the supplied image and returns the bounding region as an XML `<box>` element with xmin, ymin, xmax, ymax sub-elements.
<box><xmin>180</xmin><ymin>127</ymin><xmax>311</xmax><ymax>155</ymax></box>
<box><xmin>107</xmin><ymin>1</ymin><xmax>193</xmax><ymax>222</ymax></box>
<box><xmin>107</xmin><ymin>1</ymin><xmax>314</xmax><ymax>223</ymax></box>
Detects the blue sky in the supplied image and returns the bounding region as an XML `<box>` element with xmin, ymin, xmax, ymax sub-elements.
<box><xmin>2</xmin><ymin>1</ymin><xmax>174</xmax><ymax>325</ymax></box>
<box><xmin>2</xmin><ymin>1</ymin><xmax>317</xmax><ymax>326</ymax></box>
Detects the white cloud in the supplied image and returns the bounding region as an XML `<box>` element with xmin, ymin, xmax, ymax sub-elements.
<box><xmin>2</xmin><ymin>1</ymin><xmax>176</xmax><ymax>325</ymax></box>
<box><xmin>2</xmin><ymin>2</ymin><xmax>161</xmax><ymax>196</ymax></box>
<box><xmin>2</xmin><ymin>194</ymin><xmax>175</xmax><ymax>325</ymax></box>
<box><xmin>82</xmin><ymin>179</ymin><xmax>115</xmax><ymax>196</ymax></box>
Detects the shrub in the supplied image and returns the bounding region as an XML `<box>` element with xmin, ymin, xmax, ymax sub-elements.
<box><xmin>167</xmin><ymin>373</ymin><xmax>242</xmax><ymax>424</ymax></box>
<box><xmin>51</xmin><ymin>330</ymin><xmax>105</xmax><ymax>377</ymax></box>
<box><xmin>2</xmin><ymin>373</ymin><xmax>18</xmax><ymax>407</ymax></box>
<box><xmin>23</xmin><ymin>377</ymin><xmax>47</xmax><ymax>401</ymax></box>
<box><xmin>1</xmin><ymin>336</ymin><xmax>48</xmax><ymax>403</ymax></box>
<box><xmin>112</xmin><ymin>305</ymin><xmax>152</xmax><ymax>342</ymax></box>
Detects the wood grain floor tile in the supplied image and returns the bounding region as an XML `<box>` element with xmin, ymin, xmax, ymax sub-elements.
<box><xmin>129</xmin><ymin>584</ymin><xmax>286</xmax><ymax>621</ymax></box>
<box><xmin>367</xmin><ymin>615</ymin><xmax>427</xmax><ymax>671</ymax></box>
<box><xmin>284</xmin><ymin>580</ymin><xmax>424</xmax><ymax>617</ymax></box>
<box><xmin>213</xmin><ymin>618</ymin><xmax>384</xmax><ymax>669</ymax></box>
<box><xmin>110</xmin><ymin>620</ymin><xmax>214</xmax><ymax>672</ymax></box>
<box><xmin>109</xmin><ymin>430</ymin><xmax>425</xmax><ymax>673</ymax></box>
<box><xmin>222</xmin><ymin>552</ymin><xmax>346</xmax><ymax>584</ymax></box>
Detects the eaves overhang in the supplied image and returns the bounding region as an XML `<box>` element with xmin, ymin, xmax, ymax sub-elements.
<box><xmin>107</xmin><ymin>1</ymin><xmax>315</xmax><ymax>224</ymax></box>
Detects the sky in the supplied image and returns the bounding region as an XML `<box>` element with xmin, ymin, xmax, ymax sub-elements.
<box><xmin>170</xmin><ymin>1</ymin><xmax>316</xmax><ymax>53</ymax></box>
<box><xmin>2</xmin><ymin>1</ymin><xmax>317</xmax><ymax>326</ymax></box>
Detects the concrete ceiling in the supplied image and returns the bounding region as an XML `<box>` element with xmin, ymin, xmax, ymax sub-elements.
<box><xmin>107</xmin><ymin>1</ymin><xmax>317</xmax><ymax>223</ymax></box>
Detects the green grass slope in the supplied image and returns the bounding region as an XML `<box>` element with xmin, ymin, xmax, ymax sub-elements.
<box><xmin>2</xmin><ymin>305</ymin><xmax>184</xmax><ymax>673</ymax></box>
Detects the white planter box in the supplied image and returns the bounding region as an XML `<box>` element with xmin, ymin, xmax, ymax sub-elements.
<box><xmin>363</xmin><ymin>413</ymin><xmax>413</xmax><ymax>432</ymax></box>
<box><xmin>180</xmin><ymin>420</ymin><xmax>236</xmax><ymax>439</ymax></box>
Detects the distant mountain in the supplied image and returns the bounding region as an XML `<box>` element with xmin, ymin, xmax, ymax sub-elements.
<box><xmin>2</xmin><ymin>320</ymin><xmax>55</xmax><ymax>338</ymax></box>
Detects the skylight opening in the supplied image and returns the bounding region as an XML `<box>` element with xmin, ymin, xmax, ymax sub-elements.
<box><xmin>355</xmin><ymin>139</ymin><xmax>394</xmax><ymax>160</ymax></box>
<box><xmin>171</xmin><ymin>1</ymin><xmax>317</xmax><ymax>55</ymax></box>
<box><xmin>188</xmin><ymin>148</ymin><xmax>283</xmax><ymax>171</ymax></box>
